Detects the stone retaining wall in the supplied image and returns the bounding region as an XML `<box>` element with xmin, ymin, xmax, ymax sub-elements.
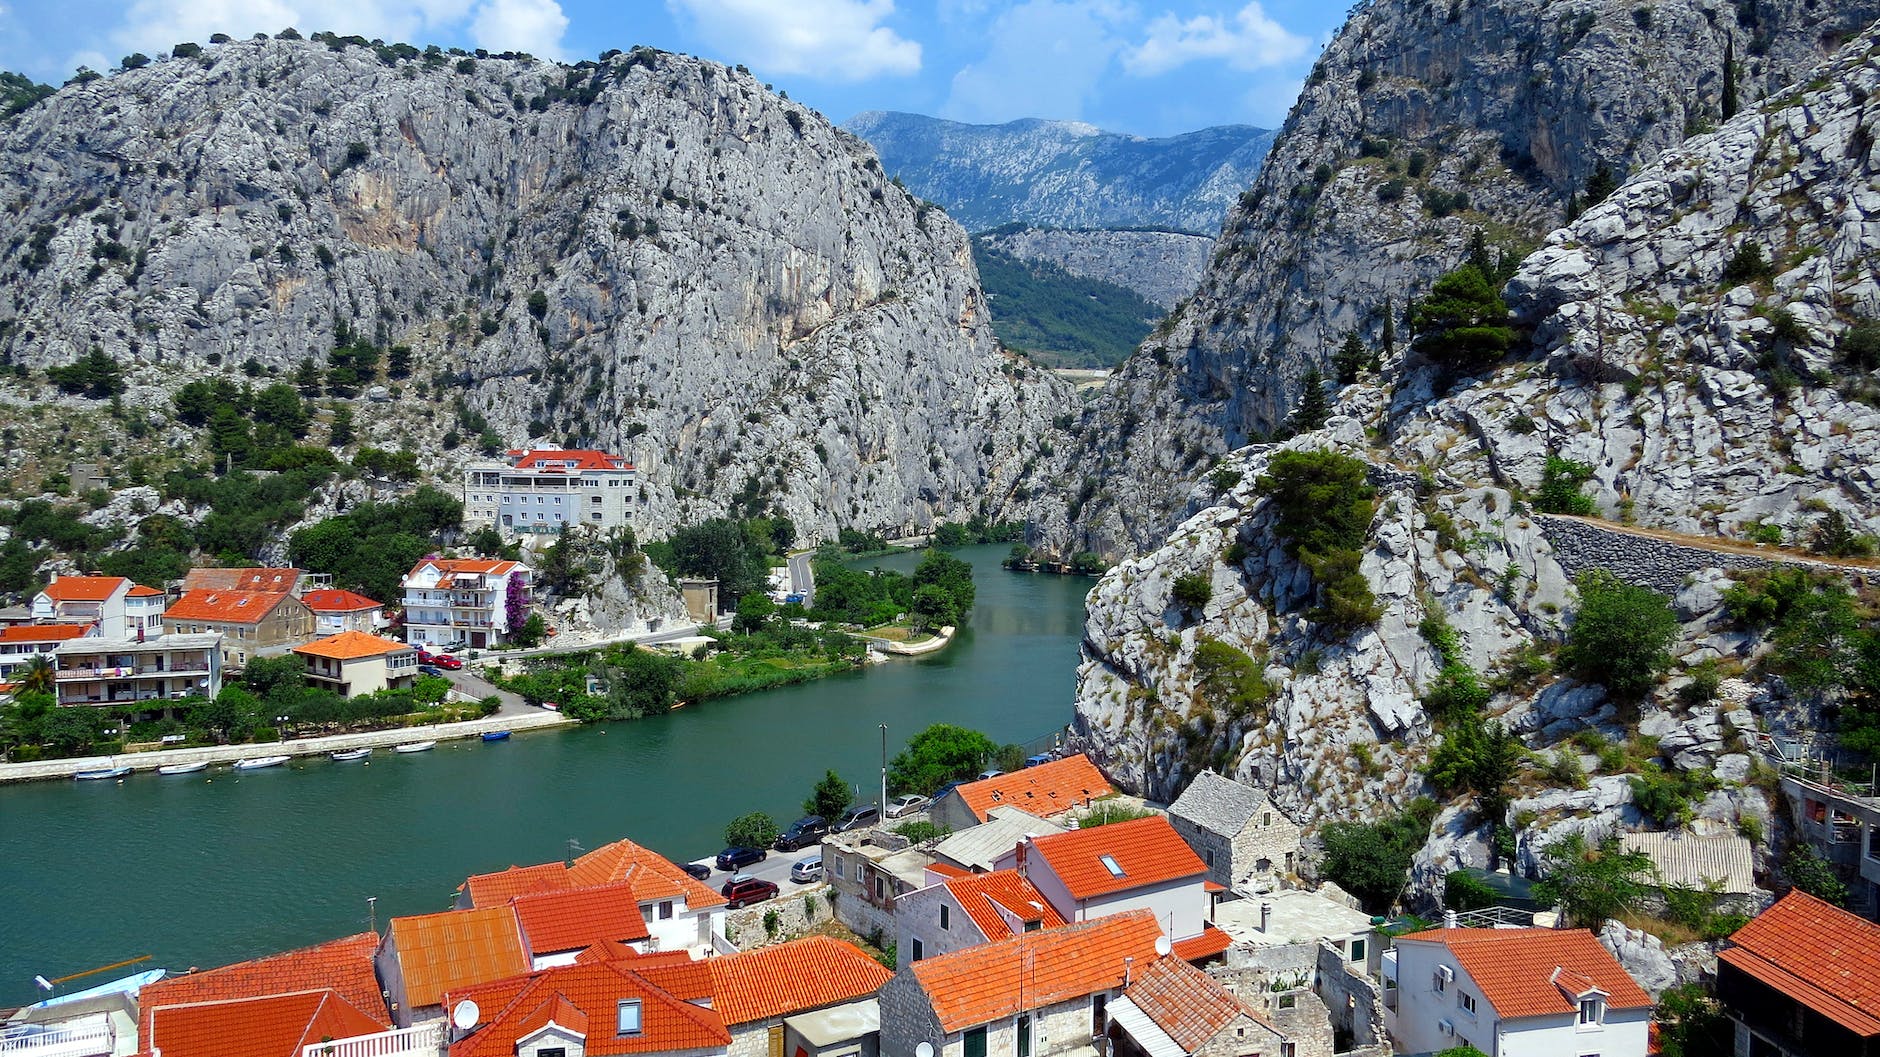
<box><xmin>1536</xmin><ymin>514</ymin><xmax>1878</xmax><ymax>596</ymax></box>
<box><xmin>723</xmin><ymin>883</ymin><xmax>838</xmax><ymax>949</ymax></box>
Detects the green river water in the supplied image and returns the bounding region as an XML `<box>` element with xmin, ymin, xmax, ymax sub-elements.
<box><xmin>0</xmin><ymin>546</ymin><xmax>1090</xmax><ymax>1004</ymax></box>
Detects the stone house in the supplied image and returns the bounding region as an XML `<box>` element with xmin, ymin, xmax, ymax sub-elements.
<box><xmin>1168</xmin><ymin>771</ymin><xmax>1302</xmax><ymax>894</ymax></box>
<box><xmin>878</xmin><ymin>910</ymin><xmax>1165</xmax><ymax>1057</ymax></box>
<box><xmin>825</xmin><ymin>827</ymin><xmax>935</xmax><ymax>942</ymax></box>
<box><xmin>1718</xmin><ymin>889</ymin><xmax>1880</xmax><ymax>1057</ymax></box>
<box><xmin>1108</xmin><ymin>955</ymin><xmax>1290</xmax><ymax>1057</ymax></box>
<box><xmin>165</xmin><ymin>589</ymin><xmax>317</xmax><ymax>670</ymax></box>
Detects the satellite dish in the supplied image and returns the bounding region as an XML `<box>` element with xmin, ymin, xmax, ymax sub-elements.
<box><xmin>917</xmin><ymin>1044</ymin><xmax>934</xmax><ymax>1057</ymax></box>
<box><xmin>1154</xmin><ymin>936</ymin><xmax>1172</xmax><ymax>958</ymax></box>
<box><xmin>452</xmin><ymin>1000</ymin><xmax>481</xmax><ymax>1030</ymax></box>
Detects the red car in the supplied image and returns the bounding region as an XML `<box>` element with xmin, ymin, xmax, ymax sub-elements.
<box><xmin>431</xmin><ymin>655</ymin><xmax>464</xmax><ymax>671</ymax></box>
<box><xmin>720</xmin><ymin>876</ymin><xmax>779</xmax><ymax>909</ymax></box>
<box><xmin>415</xmin><ymin>648</ymin><xmax>438</xmax><ymax>664</ymax></box>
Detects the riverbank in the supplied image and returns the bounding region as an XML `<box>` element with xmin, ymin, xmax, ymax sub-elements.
<box><xmin>0</xmin><ymin>709</ymin><xmax>572</xmax><ymax>783</ymax></box>
<box><xmin>860</xmin><ymin>625</ymin><xmax>955</xmax><ymax>656</ymax></box>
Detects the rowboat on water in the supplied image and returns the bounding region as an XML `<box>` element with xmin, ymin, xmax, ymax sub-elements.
<box><xmin>329</xmin><ymin>748</ymin><xmax>372</xmax><ymax>761</ymax></box>
<box><xmin>156</xmin><ymin>761</ymin><xmax>208</xmax><ymax>775</ymax></box>
<box><xmin>232</xmin><ymin>755</ymin><xmax>291</xmax><ymax>771</ymax></box>
<box><xmin>74</xmin><ymin>765</ymin><xmax>131</xmax><ymax>780</ymax></box>
<box><xmin>481</xmin><ymin>731</ymin><xmax>511</xmax><ymax>742</ymax></box>
<box><xmin>393</xmin><ymin>740</ymin><xmax>437</xmax><ymax>754</ymax></box>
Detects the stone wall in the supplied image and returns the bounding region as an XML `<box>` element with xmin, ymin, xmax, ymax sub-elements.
<box><xmin>1314</xmin><ymin>941</ymin><xmax>1389</xmax><ymax>1057</ymax></box>
<box><xmin>1535</xmin><ymin>515</ymin><xmax>1880</xmax><ymax>598</ymax></box>
<box><xmin>723</xmin><ymin>885</ymin><xmax>837</xmax><ymax>950</ymax></box>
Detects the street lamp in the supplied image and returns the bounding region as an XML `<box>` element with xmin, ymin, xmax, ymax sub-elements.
<box><xmin>879</xmin><ymin>724</ymin><xmax>888</xmax><ymax>812</ymax></box>
<box><xmin>275</xmin><ymin>715</ymin><xmax>290</xmax><ymax>741</ymax></box>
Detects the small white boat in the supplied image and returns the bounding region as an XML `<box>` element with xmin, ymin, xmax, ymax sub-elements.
<box><xmin>329</xmin><ymin>748</ymin><xmax>372</xmax><ymax>762</ymax></box>
<box><xmin>232</xmin><ymin>755</ymin><xmax>291</xmax><ymax>770</ymax></box>
<box><xmin>74</xmin><ymin>765</ymin><xmax>131</xmax><ymax>781</ymax></box>
<box><xmin>157</xmin><ymin>761</ymin><xmax>208</xmax><ymax>775</ymax></box>
<box><xmin>393</xmin><ymin>740</ymin><xmax>437</xmax><ymax>754</ymax></box>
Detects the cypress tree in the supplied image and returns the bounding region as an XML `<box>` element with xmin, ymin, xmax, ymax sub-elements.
<box><xmin>1289</xmin><ymin>367</ymin><xmax>1332</xmax><ymax>433</ymax></box>
<box><xmin>1381</xmin><ymin>299</ymin><xmax>1397</xmax><ymax>359</ymax></box>
<box><xmin>1333</xmin><ymin>332</ymin><xmax>1368</xmax><ymax>385</ymax></box>
<box><xmin>1721</xmin><ymin>37</ymin><xmax>1738</xmax><ymax>120</ymax></box>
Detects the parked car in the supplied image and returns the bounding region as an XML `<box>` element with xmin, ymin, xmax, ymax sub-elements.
<box><xmin>831</xmin><ymin>804</ymin><xmax>881</xmax><ymax>833</ymax></box>
<box><xmin>790</xmin><ymin>854</ymin><xmax>824</xmax><ymax>884</ymax></box>
<box><xmin>885</xmin><ymin>794</ymin><xmax>929</xmax><ymax>819</ymax></box>
<box><xmin>721</xmin><ymin>875</ymin><xmax>780</xmax><ymax>908</ymax></box>
<box><xmin>716</xmin><ymin>846</ymin><xmax>767</xmax><ymax>871</ymax></box>
<box><xmin>1025</xmin><ymin>753</ymin><xmax>1054</xmax><ymax>768</ymax></box>
<box><xmin>775</xmin><ymin>816</ymin><xmax>828</xmax><ymax>851</ymax></box>
<box><xmin>418</xmin><ymin>664</ymin><xmax>445</xmax><ymax>677</ymax></box>
<box><xmin>681</xmin><ymin>862</ymin><xmax>712</xmax><ymax>881</ymax></box>
<box><xmin>432</xmin><ymin>655</ymin><xmax>464</xmax><ymax>671</ymax></box>
<box><xmin>929</xmin><ymin>780</ymin><xmax>965</xmax><ymax>803</ymax></box>
<box><xmin>416</xmin><ymin>649</ymin><xmax>439</xmax><ymax>664</ymax></box>
<box><xmin>977</xmin><ymin>768</ymin><xmax>1006</xmax><ymax>780</ymax></box>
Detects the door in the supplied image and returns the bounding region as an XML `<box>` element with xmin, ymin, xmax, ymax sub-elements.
<box><xmin>1016</xmin><ymin>1014</ymin><xmax>1032</xmax><ymax>1057</ymax></box>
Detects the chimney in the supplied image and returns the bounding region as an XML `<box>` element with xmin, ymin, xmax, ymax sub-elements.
<box><xmin>1123</xmin><ymin>955</ymin><xmax>1134</xmax><ymax>988</ymax></box>
<box><xmin>1259</xmin><ymin>901</ymin><xmax>1272</xmax><ymax>933</ymax></box>
<box><xmin>1443</xmin><ymin>909</ymin><xmax>1459</xmax><ymax>929</ymax></box>
<box><xmin>1016</xmin><ymin>837</ymin><xmax>1030</xmax><ymax>879</ymax></box>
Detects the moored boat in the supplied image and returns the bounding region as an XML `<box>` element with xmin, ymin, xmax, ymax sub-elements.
<box><xmin>156</xmin><ymin>761</ymin><xmax>208</xmax><ymax>775</ymax></box>
<box><xmin>393</xmin><ymin>740</ymin><xmax>437</xmax><ymax>754</ymax></box>
<box><xmin>481</xmin><ymin>730</ymin><xmax>511</xmax><ymax>742</ymax></box>
<box><xmin>232</xmin><ymin>755</ymin><xmax>291</xmax><ymax>770</ymax></box>
<box><xmin>74</xmin><ymin>765</ymin><xmax>131</xmax><ymax>780</ymax></box>
<box><xmin>329</xmin><ymin>748</ymin><xmax>372</xmax><ymax>761</ymax></box>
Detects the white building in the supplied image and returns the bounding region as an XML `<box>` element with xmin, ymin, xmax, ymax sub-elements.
<box><xmin>401</xmin><ymin>558</ymin><xmax>532</xmax><ymax>649</ymax></box>
<box><xmin>463</xmin><ymin>448</ymin><xmax>640</xmax><ymax>535</ymax></box>
<box><xmin>52</xmin><ymin>633</ymin><xmax>223</xmax><ymax>706</ymax></box>
<box><xmin>1383</xmin><ymin>926</ymin><xmax>1652</xmax><ymax>1057</ymax></box>
<box><xmin>31</xmin><ymin>574</ymin><xmax>165</xmax><ymax>639</ymax></box>
<box><xmin>0</xmin><ymin>623</ymin><xmax>92</xmax><ymax>682</ymax></box>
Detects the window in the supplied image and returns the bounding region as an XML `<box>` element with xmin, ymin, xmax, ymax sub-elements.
<box><xmin>1433</xmin><ymin>968</ymin><xmax>1450</xmax><ymax>993</ymax></box>
<box><xmin>1016</xmin><ymin>1014</ymin><xmax>1031</xmax><ymax>1057</ymax></box>
<box><xmin>1263</xmin><ymin>811</ymin><xmax>1272</xmax><ymax>826</ymax></box>
<box><xmin>616</xmin><ymin>1000</ymin><xmax>642</xmax><ymax>1035</ymax></box>
<box><xmin>911</xmin><ymin>937</ymin><xmax>923</xmax><ymax>961</ymax></box>
<box><xmin>539</xmin><ymin>1049</ymin><xmax>566</xmax><ymax>1057</ymax></box>
<box><xmin>658</xmin><ymin>900</ymin><xmax>673</xmax><ymax>920</ymax></box>
<box><xmin>1459</xmin><ymin>992</ymin><xmax>1477</xmax><ymax>1015</ymax></box>
<box><xmin>1578</xmin><ymin>998</ymin><xmax>1604</xmax><ymax>1026</ymax></box>
<box><xmin>940</xmin><ymin>904</ymin><xmax>950</xmax><ymax>930</ymax></box>
<box><xmin>964</xmin><ymin>1026</ymin><xmax>987</xmax><ymax>1057</ymax></box>
<box><xmin>1350</xmin><ymin>938</ymin><xmax>1366</xmax><ymax>963</ymax></box>
<box><xmin>1281</xmin><ymin>1044</ymin><xmax>1296</xmax><ymax>1057</ymax></box>
<box><xmin>1099</xmin><ymin>854</ymin><xmax>1125</xmax><ymax>877</ymax></box>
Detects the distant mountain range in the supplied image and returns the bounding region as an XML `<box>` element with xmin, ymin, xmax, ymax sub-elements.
<box><xmin>841</xmin><ymin>112</ymin><xmax>1276</xmax><ymax>234</ymax></box>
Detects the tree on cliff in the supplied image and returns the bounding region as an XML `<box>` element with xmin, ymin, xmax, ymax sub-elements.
<box><xmin>1410</xmin><ymin>264</ymin><xmax>1516</xmax><ymax>373</ymax></box>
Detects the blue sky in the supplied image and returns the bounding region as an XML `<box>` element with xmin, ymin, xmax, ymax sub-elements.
<box><xmin>0</xmin><ymin>0</ymin><xmax>1343</xmax><ymax>136</ymax></box>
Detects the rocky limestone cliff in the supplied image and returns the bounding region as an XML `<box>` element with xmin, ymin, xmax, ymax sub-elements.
<box><xmin>1062</xmin><ymin>0</ymin><xmax>1880</xmax><ymax>556</ymax></box>
<box><xmin>841</xmin><ymin>111</ymin><xmax>1275</xmax><ymax>234</ymax></box>
<box><xmin>976</xmin><ymin>227</ymin><xmax>1213</xmax><ymax>311</ymax></box>
<box><xmin>0</xmin><ymin>39</ymin><xmax>1073</xmax><ymax>541</ymax></box>
<box><xmin>1071</xmin><ymin>26</ymin><xmax>1880</xmax><ymax>904</ymax></box>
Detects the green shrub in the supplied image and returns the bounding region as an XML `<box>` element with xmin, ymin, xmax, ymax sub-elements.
<box><xmin>1256</xmin><ymin>450</ymin><xmax>1381</xmax><ymax>630</ymax></box>
<box><xmin>1193</xmin><ymin>638</ymin><xmax>1272</xmax><ymax>719</ymax></box>
<box><xmin>1172</xmin><ymin>573</ymin><xmax>1213</xmax><ymax>610</ymax></box>
<box><xmin>1720</xmin><ymin>241</ymin><xmax>1775</xmax><ymax>285</ymax></box>
<box><xmin>1534</xmin><ymin>455</ymin><xmax>1598</xmax><ymax>515</ymax></box>
<box><xmin>1410</xmin><ymin>265</ymin><xmax>1515</xmax><ymax>372</ymax></box>
<box><xmin>1561</xmin><ymin>570</ymin><xmax>1678</xmax><ymax>700</ymax></box>
<box><xmin>1443</xmin><ymin>870</ymin><xmax>1500</xmax><ymax>911</ymax></box>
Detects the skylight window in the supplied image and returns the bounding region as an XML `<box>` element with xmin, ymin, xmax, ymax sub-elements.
<box><xmin>1099</xmin><ymin>854</ymin><xmax>1124</xmax><ymax>877</ymax></box>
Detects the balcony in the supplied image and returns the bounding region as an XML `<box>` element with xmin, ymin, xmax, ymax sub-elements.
<box><xmin>56</xmin><ymin>659</ymin><xmax>214</xmax><ymax>681</ymax></box>
<box><xmin>0</xmin><ymin>1017</ymin><xmax>114</xmax><ymax>1057</ymax></box>
<box><xmin>299</xmin><ymin>1022</ymin><xmax>444</xmax><ymax>1057</ymax></box>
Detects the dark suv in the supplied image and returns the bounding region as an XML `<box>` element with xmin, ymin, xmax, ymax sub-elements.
<box><xmin>716</xmin><ymin>846</ymin><xmax>767</xmax><ymax>871</ymax></box>
<box><xmin>721</xmin><ymin>875</ymin><xmax>780</xmax><ymax>909</ymax></box>
<box><xmin>831</xmin><ymin>804</ymin><xmax>881</xmax><ymax>833</ymax></box>
<box><xmin>775</xmin><ymin>816</ymin><xmax>828</xmax><ymax>851</ymax></box>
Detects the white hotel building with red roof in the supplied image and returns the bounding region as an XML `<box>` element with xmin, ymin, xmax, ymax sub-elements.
<box><xmin>463</xmin><ymin>447</ymin><xmax>640</xmax><ymax>535</ymax></box>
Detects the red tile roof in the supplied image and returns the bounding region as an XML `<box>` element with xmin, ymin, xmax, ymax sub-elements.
<box><xmin>944</xmin><ymin>870</ymin><xmax>1065</xmax><ymax>940</ymax></box>
<box><xmin>1125</xmin><ymin>956</ymin><xmax>1254</xmax><ymax>1051</ymax></box>
<box><xmin>506</xmin><ymin>449</ymin><xmax>633</xmax><ymax>472</ymax></box>
<box><xmin>954</xmin><ymin>755</ymin><xmax>1113</xmax><ymax>823</ymax></box>
<box><xmin>39</xmin><ymin>576</ymin><xmax>132</xmax><ymax>602</ymax></box>
<box><xmin>634</xmin><ymin>958</ymin><xmax>717</xmax><ymax>1003</ymax></box>
<box><xmin>511</xmin><ymin>883</ymin><xmax>651</xmax><ymax>955</ymax></box>
<box><xmin>410</xmin><ymin>557</ymin><xmax>524</xmax><ymax>578</ymax></box>
<box><xmin>138</xmin><ymin>932</ymin><xmax>388</xmax><ymax>1039</ymax></box>
<box><xmin>387</xmin><ymin>906</ymin><xmax>532</xmax><ymax>1010</ymax></box>
<box><xmin>1722</xmin><ymin>889</ymin><xmax>1880</xmax><ymax>1036</ymax></box>
<box><xmin>1395</xmin><ymin>927</ymin><xmax>1653</xmax><ymax>1020</ymax></box>
<box><xmin>165</xmin><ymin>589</ymin><xmax>298</xmax><ymax>625</ymax></box>
<box><xmin>1171</xmin><ymin>924</ymin><xmax>1233</xmax><ymax>962</ymax></box>
<box><xmin>570</xmin><ymin>838</ymin><xmax>728</xmax><ymax>910</ymax></box>
<box><xmin>445</xmin><ymin>961</ymin><xmax>729</xmax><ymax>1056</ymax></box>
<box><xmin>0</xmin><ymin>623</ymin><xmax>90</xmax><ymax>644</ymax></box>
<box><xmin>182</xmin><ymin>568</ymin><xmax>302</xmax><ymax>594</ymax></box>
<box><xmin>464</xmin><ymin>862</ymin><xmax>574</xmax><ymax>907</ymax></box>
<box><xmin>302</xmin><ymin>588</ymin><xmax>384</xmax><ymax>613</ymax></box>
<box><xmin>1026</xmin><ymin>815</ymin><xmax>1207</xmax><ymax>901</ymax></box>
<box><xmin>911</xmin><ymin>910</ymin><xmax>1165</xmax><ymax>1032</ymax></box>
<box><xmin>702</xmin><ymin>936</ymin><xmax>894</xmax><ymax>1025</ymax></box>
<box><xmin>516</xmin><ymin>993</ymin><xmax>588</xmax><ymax>1040</ymax></box>
<box><xmin>127</xmin><ymin>584</ymin><xmax>165</xmax><ymax>598</ymax></box>
<box><xmin>145</xmin><ymin>989</ymin><xmax>387</xmax><ymax>1057</ymax></box>
<box><xmin>293</xmin><ymin>630</ymin><xmax>413</xmax><ymax>661</ymax></box>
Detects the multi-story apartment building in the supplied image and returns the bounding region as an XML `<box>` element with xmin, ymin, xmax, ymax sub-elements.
<box><xmin>401</xmin><ymin>558</ymin><xmax>532</xmax><ymax>649</ymax></box>
<box><xmin>462</xmin><ymin>448</ymin><xmax>639</xmax><ymax>534</ymax></box>
<box><xmin>31</xmin><ymin>574</ymin><xmax>166</xmax><ymax>639</ymax></box>
<box><xmin>52</xmin><ymin>633</ymin><xmax>223</xmax><ymax>706</ymax></box>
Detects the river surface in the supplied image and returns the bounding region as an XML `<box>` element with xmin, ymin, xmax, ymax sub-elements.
<box><xmin>0</xmin><ymin>546</ymin><xmax>1089</xmax><ymax>1004</ymax></box>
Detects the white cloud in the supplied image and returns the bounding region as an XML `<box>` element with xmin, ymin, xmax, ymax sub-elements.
<box><xmin>470</xmin><ymin>0</ymin><xmax>568</xmax><ymax>58</ymax></box>
<box><xmin>1122</xmin><ymin>2</ymin><xmax>1309</xmax><ymax>76</ymax></box>
<box><xmin>666</xmin><ymin>0</ymin><xmax>920</xmax><ymax>81</ymax></box>
<box><xmin>943</xmin><ymin>0</ymin><xmax>1129</xmax><ymax>123</ymax></box>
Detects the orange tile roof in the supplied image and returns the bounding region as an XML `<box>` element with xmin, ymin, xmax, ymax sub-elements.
<box><xmin>911</xmin><ymin>910</ymin><xmax>1165</xmax><ymax>1032</ymax></box>
<box><xmin>634</xmin><ymin>958</ymin><xmax>717</xmax><ymax>1003</ymax></box>
<box><xmin>145</xmin><ymin>989</ymin><xmax>386</xmax><ymax>1057</ymax></box>
<box><xmin>944</xmin><ymin>870</ymin><xmax>1066</xmax><ymax>940</ymax></box>
<box><xmin>955</xmin><ymin>754</ymin><xmax>1113</xmax><ymax>823</ymax></box>
<box><xmin>0</xmin><ymin>623</ymin><xmax>90</xmax><ymax>643</ymax></box>
<box><xmin>507</xmin><ymin>448</ymin><xmax>633</xmax><ymax>472</ymax></box>
<box><xmin>388</xmin><ymin>906</ymin><xmax>532</xmax><ymax>1010</ymax></box>
<box><xmin>569</xmin><ymin>838</ymin><xmax>728</xmax><ymax>909</ymax></box>
<box><xmin>1026</xmin><ymin>815</ymin><xmax>1206</xmax><ymax>901</ymax></box>
<box><xmin>293</xmin><ymin>630</ymin><xmax>414</xmax><ymax>661</ymax></box>
<box><xmin>1721</xmin><ymin>890</ymin><xmax>1880</xmax><ymax>1036</ymax></box>
<box><xmin>39</xmin><ymin>575</ymin><xmax>132</xmax><ymax>602</ymax></box>
<box><xmin>127</xmin><ymin>584</ymin><xmax>165</xmax><ymax>597</ymax></box>
<box><xmin>1125</xmin><ymin>956</ymin><xmax>1253</xmax><ymax>1051</ymax></box>
<box><xmin>446</xmin><ymin>961</ymin><xmax>729</xmax><ymax>1056</ymax></box>
<box><xmin>1395</xmin><ymin>927</ymin><xmax>1653</xmax><ymax>1020</ymax></box>
<box><xmin>464</xmin><ymin>862</ymin><xmax>573</xmax><ymax>907</ymax></box>
<box><xmin>516</xmin><ymin>993</ymin><xmax>588</xmax><ymax>1039</ymax></box>
<box><xmin>927</xmin><ymin>862</ymin><xmax>972</xmax><ymax>879</ymax></box>
<box><xmin>165</xmin><ymin>589</ymin><xmax>297</xmax><ymax>625</ymax></box>
<box><xmin>410</xmin><ymin>557</ymin><xmax>523</xmax><ymax>578</ymax></box>
<box><xmin>183</xmin><ymin>568</ymin><xmax>302</xmax><ymax>593</ymax></box>
<box><xmin>1171</xmin><ymin>924</ymin><xmax>1233</xmax><ymax>962</ymax></box>
<box><xmin>512</xmin><ymin>883</ymin><xmax>651</xmax><ymax>955</ymax></box>
<box><xmin>703</xmin><ymin>936</ymin><xmax>894</xmax><ymax>1025</ymax></box>
<box><xmin>302</xmin><ymin>588</ymin><xmax>384</xmax><ymax>612</ymax></box>
<box><xmin>138</xmin><ymin>932</ymin><xmax>387</xmax><ymax>1039</ymax></box>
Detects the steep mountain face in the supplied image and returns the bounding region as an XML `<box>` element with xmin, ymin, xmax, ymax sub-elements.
<box><xmin>1063</xmin><ymin>0</ymin><xmax>1880</xmax><ymax>556</ymax></box>
<box><xmin>0</xmin><ymin>39</ymin><xmax>1072</xmax><ymax>539</ymax></box>
<box><xmin>840</xmin><ymin>111</ymin><xmax>1275</xmax><ymax>233</ymax></box>
<box><xmin>976</xmin><ymin>227</ymin><xmax>1212</xmax><ymax>311</ymax></box>
<box><xmin>1071</xmin><ymin>25</ymin><xmax>1880</xmax><ymax>902</ymax></box>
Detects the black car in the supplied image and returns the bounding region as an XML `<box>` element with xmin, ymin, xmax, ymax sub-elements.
<box><xmin>681</xmin><ymin>861</ymin><xmax>712</xmax><ymax>881</ymax></box>
<box><xmin>929</xmin><ymin>780</ymin><xmax>965</xmax><ymax>803</ymax></box>
<box><xmin>716</xmin><ymin>845</ymin><xmax>767</xmax><ymax>871</ymax></box>
<box><xmin>775</xmin><ymin>816</ymin><xmax>828</xmax><ymax>851</ymax></box>
<box><xmin>831</xmin><ymin>804</ymin><xmax>881</xmax><ymax>833</ymax></box>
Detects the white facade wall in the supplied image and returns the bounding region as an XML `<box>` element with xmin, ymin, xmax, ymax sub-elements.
<box><xmin>464</xmin><ymin>461</ymin><xmax>639</xmax><ymax>533</ymax></box>
<box><xmin>1008</xmin><ymin>854</ymin><xmax>1209</xmax><ymax>944</ymax></box>
<box><xmin>402</xmin><ymin>564</ymin><xmax>530</xmax><ymax>648</ymax></box>
<box><xmin>1388</xmin><ymin>940</ymin><xmax>1650</xmax><ymax>1057</ymax></box>
<box><xmin>639</xmin><ymin>898</ymin><xmax>720</xmax><ymax>953</ymax></box>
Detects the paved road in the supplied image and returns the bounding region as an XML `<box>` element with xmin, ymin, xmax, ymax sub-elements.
<box><xmin>786</xmin><ymin>551</ymin><xmax>815</xmax><ymax>608</ymax></box>
<box><xmin>439</xmin><ymin>624</ymin><xmax>705</xmax><ymax>719</ymax></box>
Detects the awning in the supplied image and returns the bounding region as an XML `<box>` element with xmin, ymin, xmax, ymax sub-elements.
<box><xmin>782</xmin><ymin>998</ymin><xmax>880</xmax><ymax>1048</ymax></box>
<box><xmin>1107</xmin><ymin>996</ymin><xmax>1188</xmax><ymax>1057</ymax></box>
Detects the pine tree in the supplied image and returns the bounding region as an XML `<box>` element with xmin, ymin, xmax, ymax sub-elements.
<box><xmin>1721</xmin><ymin>37</ymin><xmax>1738</xmax><ymax>120</ymax></box>
<box><xmin>1288</xmin><ymin>367</ymin><xmax>1331</xmax><ymax>433</ymax></box>
<box><xmin>1333</xmin><ymin>332</ymin><xmax>1368</xmax><ymax>385</ymax></box>
<box><xmin>1380</xmin><ymin>299</ymin><xmax>1396</xmax><ymax>360</ymax></box>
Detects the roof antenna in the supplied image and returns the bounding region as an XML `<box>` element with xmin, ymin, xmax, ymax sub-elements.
<box><xmin>567</xmin><ymin>837</ymin><xmax>585</xmax><ymax>865</ymax></box>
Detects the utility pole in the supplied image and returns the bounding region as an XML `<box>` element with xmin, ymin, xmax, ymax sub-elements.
<box><xmin>879</xmin><ymin>723</ymin><xmax>888</xmax><ymax>811</ymax></box>
<box><xmin>367</xmin><ymin>896</ymin><xmax>377</xmax><ymax>935</ymax></box>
